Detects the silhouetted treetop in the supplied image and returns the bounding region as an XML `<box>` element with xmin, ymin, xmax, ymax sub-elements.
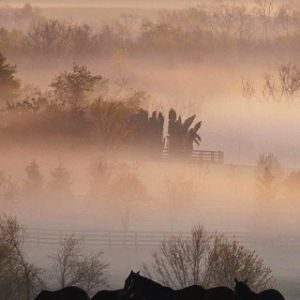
<box><xmin>167</xmin><ymin>108</ymin><xmax>202</xmax><ymax>154</ymax></box>
<box><xmin>0</xmin><ymin>52</ymin><xmax>20</xmax><ymax>102</ymax></box>
<box><xmin>50</xmin><ymin>64</ymin><xmax>103</xmax><ymax>110</ymax></box>
<box><xmin>24</xmin><ymin>160</ymin><xmax>43</xmax><ymax>197</ymax></box>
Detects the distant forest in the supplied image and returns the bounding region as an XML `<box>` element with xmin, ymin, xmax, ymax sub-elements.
<box><xmin>1</xmin><ymin>1</ymin><xmax>300</xmax><ymax>61</ymax></box>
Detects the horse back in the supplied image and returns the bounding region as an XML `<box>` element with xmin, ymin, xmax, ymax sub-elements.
<box><xmin>36</xmin><ymin>287</ymin><xmax>89</xmax><ymax>300</ymax></box>
<box><xmin>257</xmin><ymin>289</ymin><xmax>285</xmax><ymax>300</ymax></box>
<box><xmin>91</xmin><ymin>289</ymin><xmax>125</xmax><ymax>300</ymax></box>
<box><xmin>205</xmin><ymin>286</ymin><xmax>235</xmax><ymax>300</ymax></box>
<box><xmin>175</xmin><ymin>285</ymin><xmax>205</xmax><ymax>300</ymax></box>
<box><xmin>60</xmin><ymin>286</ymin><xmax>90</xmax><ymax>300</ymax></box>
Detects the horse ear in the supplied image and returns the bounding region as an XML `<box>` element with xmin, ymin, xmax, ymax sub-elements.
<box><xmin>137</xmin><ymin>271</ymin><xmax>140</xmax><ymax>275</ymax></box>
<box><xmin>234</xmin><ymin>278</ymin><xmax>238</xmax><ymax>284</ymax></box>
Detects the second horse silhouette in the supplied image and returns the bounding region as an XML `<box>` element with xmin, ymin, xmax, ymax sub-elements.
<box><xmin>234</xmin><ymin>279</ymin><xmax>285</xmax><ymax>300</ymax></box>
<box><xmin>124</xmin><ymin>270</ymin><xmax>235</xmax><ymax>300</ymax></box>
<box><xmin>35</xmin><ymin>286</ymin><xmax>90</xmax><ymax>300</ymax></box>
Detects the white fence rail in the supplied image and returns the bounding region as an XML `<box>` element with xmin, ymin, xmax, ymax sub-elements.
<box><xmin>22</xmin><ymin>229</ymin><xmax>300</xmax><ymax>249</ymax></box>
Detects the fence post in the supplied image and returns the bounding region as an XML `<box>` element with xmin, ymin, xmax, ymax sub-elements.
<box><xmin>59</xmin><ymin>230</ymin><xmax>62</xmax><ymax>244</ymax></box>
<box><xmin>134</xmin><ymin>232</ymin><xmax>138</xmax><ymax>250</ymax></box>
<box><xmin>37</xmin><ymin>229</ymin><xmax>40</xmax><ymax>247</ymax></box>
<box><xmin>108</xmin><ymin>231</ymin><xmax>112</xmax><ymax>249</ymax></box>
<box><xmin>221</xmin><ymin>151</ymin><xmax>224</xmax><ymax>164</ymax></box>
<box><xmin>123</xmin><ymin>231</ymin><xmax>127</xmax><ymax>246</ymax></box>
<box><xmin>82</xmin><ymin>231</ymin><xmax>86</xmax><ymax>247</ymax></box>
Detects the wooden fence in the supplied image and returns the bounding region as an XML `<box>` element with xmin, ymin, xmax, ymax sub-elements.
<box><xmin>25</xmin><ymin>228</ymin><xmax>296</xmax><ymax>249</ymax></box>
<box><xmin>161</xmin><ymin>149</ymin><xmax>224</xmax><ymax>164</ymax></box>
<box><xmin>192</xmin><ymin>150</ymin><xmax>224</xmax><ymax>163</ymax></box>
<box><xmin>23</xmin><ymin>229</ymin><xmax>247</xmax><ymax>248</ymax></box>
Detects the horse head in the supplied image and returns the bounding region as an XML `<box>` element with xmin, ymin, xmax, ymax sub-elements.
<box><xmin>124</xmin><ymin>271</ymin><xmax>173</xmax><ymax>300</ymax></box>
<box><xmin>124</xmin><ymin>271</ymin><xmax>145</xmax><ymax>300</ymax></box>
<box><xmin>234</xmin><ymin>279</ymin><xmax>252</xmax><ymax>300</ymax></box>
<box><xmin>124</xmin><ymin>270</ymin><xmax>140</xmax><ymax>291</ymax></box>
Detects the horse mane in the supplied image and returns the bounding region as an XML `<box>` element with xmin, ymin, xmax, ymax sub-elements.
<box><xmin>244</xmin><ymin>284</ymin><xmax>257</xmax><ymax>296</ymax></box>
<box><xmin>137</xmin><ymin>274</ymin><xmax>172</xmax><ymax>291</ymax></box>
<box><xmin>235</xmin><ymin>281</ymin><xmax>257</xmax><ymax>300</ymax></box>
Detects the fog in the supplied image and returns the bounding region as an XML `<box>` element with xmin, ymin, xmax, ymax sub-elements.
<box><xmin>0</xmin><ymin>0</ymin><xmax>300</xmax><ymax>299</ymax></box>
<box><xmin>14</xmin><ymin>57</ymin><xmax>300</xmax><ymax>166</ymax></box>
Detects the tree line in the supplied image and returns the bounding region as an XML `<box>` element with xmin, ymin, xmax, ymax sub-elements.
<box><xmin>2</xmin><ymin>1</ymin><xmax>300</xmax><ymax>60</ymax></box>
<box><xmin>0</xmin><ymin>53</ymin><xmax>202</xmax><ymax>154</ymax></box>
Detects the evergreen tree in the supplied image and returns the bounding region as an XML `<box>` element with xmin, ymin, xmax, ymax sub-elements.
<box><xmin>23</xmin><ymin>160</ymin><xmax>43</xmax><ymax>197</ymax></box>
<box><xmin>0</xmin><ymin>53</ymin><xmax>20</xmax><ymax>102</ymax></box>
<box><xmin>255</xmin><ymin>153</ymin><xmax>281</xmax><ymax>202</ymax></box>
<box><xmin>48</xmin><ymin>160</ymin><xmax>72</xmax><ymax>199</ymax></box>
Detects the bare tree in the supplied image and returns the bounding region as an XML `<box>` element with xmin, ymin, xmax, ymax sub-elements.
<box><xmin>89</xmin><ymin>98</ymin><xmax>136</xmax><ymax>150</ymax></box>
<box><xmin>143</xmin><ymin>225</ymin><xmax>273</xmax><ymax>291</ymax></box>
<box><xmin>143</xmin><ymin>225</ymin><xmax>211</xmax><ymax>289</ymax></box>
<box><xmin>262</xmin><ymin>72</ymin><xmax>277</xmax><ymax>102</ymax></box>
<box><xmin>165</xmin><ymin>172</ymin><xmax>196</xmax><ymax>231</ymax></box>
<box><xmin>50</xmin><ymin>64</ymin><xmax>102</xmax><ymax>110</ymax></box>
<box><xmin>48</xmin><ymin>160</ymin><xmax>73</xmax><ymax>200</ymax></box>
<box><xmin>255</xmin><ymin>0</ymin><xmax>274</xmax><ymax>41</ymax></box>
<box><xmin>23</xmin><ymin>160</ymin><xmax>43</xmax><ymax>198</ymax></box>
<box><xmin>0</xmin><ymin>215</ymin><xmax>43</xmax><ymax>300</ymax></box>
<box><xmin>210</xmin><ymin>4</ymin><xmax>254</xmax><ymax>44</ymax></box>
<box><xmin>234</xmin><ymin>6</ymin><xmax>255</xmax><ymax>44</ymax></box>
<box><xmin>255</xmin><ymin>153</ymin><xmax>282</xmax><ymax>202</ymax></box>
<box><xmin>50</xmin><ymin>235</ymin><xmax>109</xmax><ymax>296</ymax></box>
<box><xmin>26</xmin><ymin>20</ymin><xmax>70</xmax><ymax>56</ymax></box>
<box><xmin>241</xmin><ymin>77</ymin><xmax>255</xmax><ymax>100</ymax></box>
<box><xmin>0</xmin><ymin>172</ymin><xmax>18</xmax><ymax>212</ymax></box>
<box><xmin>247</xmin><ymin>63</ymin><xmax>300</xmax><ymax>103</ymax></box>
<box><xmin>210</xmin><ymin>5</ymin><xmax>236</xmax><ymax>36</ymax></box>
<box><xmin>204</xmin><ymin>235</ymin><xmax>273</xmax><ymax>291</ymax></box>
<box><xmin>278</xmin><ymin>63</ymin><xmax>300</xmax><ymax>102</ymax></box>
<box><xmin>89</xmin><ymin>158</ymin><xmax>111</xmax><ymax>198</ymax></box>
<box><xmin>109</xmin><ymin>164</ymin><xmax>146</xmax><ymax>231</ymax></box>
<box><xmin>275</xmin><ymin>5</ymin><xmax>292</xmax><ymax>35</ymax></box>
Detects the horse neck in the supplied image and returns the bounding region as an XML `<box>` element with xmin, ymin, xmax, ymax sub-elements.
<box><xmin>140</xmin><ymin>276</ymin><xmax>172</xmax><ymax>292</ymax></box>
<box><xmin>140</xmin><ymin>276</ymin><xmax>165</xmax><ymax>289</ymax></box>
<box><xmin>246</xmin><ymin>286</ymin><xmax>257</xmax><ymax>300</ymax></box>
<box><xmin>238</xmin><ymin>290</ymin><xmax>257</xmax><ymax>300</ymax></box>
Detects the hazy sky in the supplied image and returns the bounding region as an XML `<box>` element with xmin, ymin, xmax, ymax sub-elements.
<box><xmin>6</xmin><ymin>0</ymin><xmax>209</xmax><ymax>8</ymax></box>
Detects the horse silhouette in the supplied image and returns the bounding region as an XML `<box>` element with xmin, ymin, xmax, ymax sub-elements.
<box><xmin>92</xmin><ymin>289</ymin><xmax>128</xmax><ymax>300</ymax></box>
<box><xmin>234</xmin><ymin>279</ymin><xmax>285</xmax><ymax>300</ymax></box>
<box><xmin>35</xmin><ymin>286</ymin><xmax>90</xmax><ymax>300</ymax></box>
<box><xmin>124</xmin><ymin>270</ymin><xmax>235</xmax><ymax>300</ymax></box>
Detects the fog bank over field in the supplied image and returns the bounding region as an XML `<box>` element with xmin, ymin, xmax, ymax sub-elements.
<box><xmin>1</xmin><ymin>1</ymin><xmax>300</xmax><ymax>299</ymax></box>
<box><xmin>12</xmin><ymin>56</ymin><xmax>300</xmax><ymax>167</ymax></box>
<box><xmin>3</xmin><ymin>0</ymin><xmax>300</xmax><ymax>166</ymax></box>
